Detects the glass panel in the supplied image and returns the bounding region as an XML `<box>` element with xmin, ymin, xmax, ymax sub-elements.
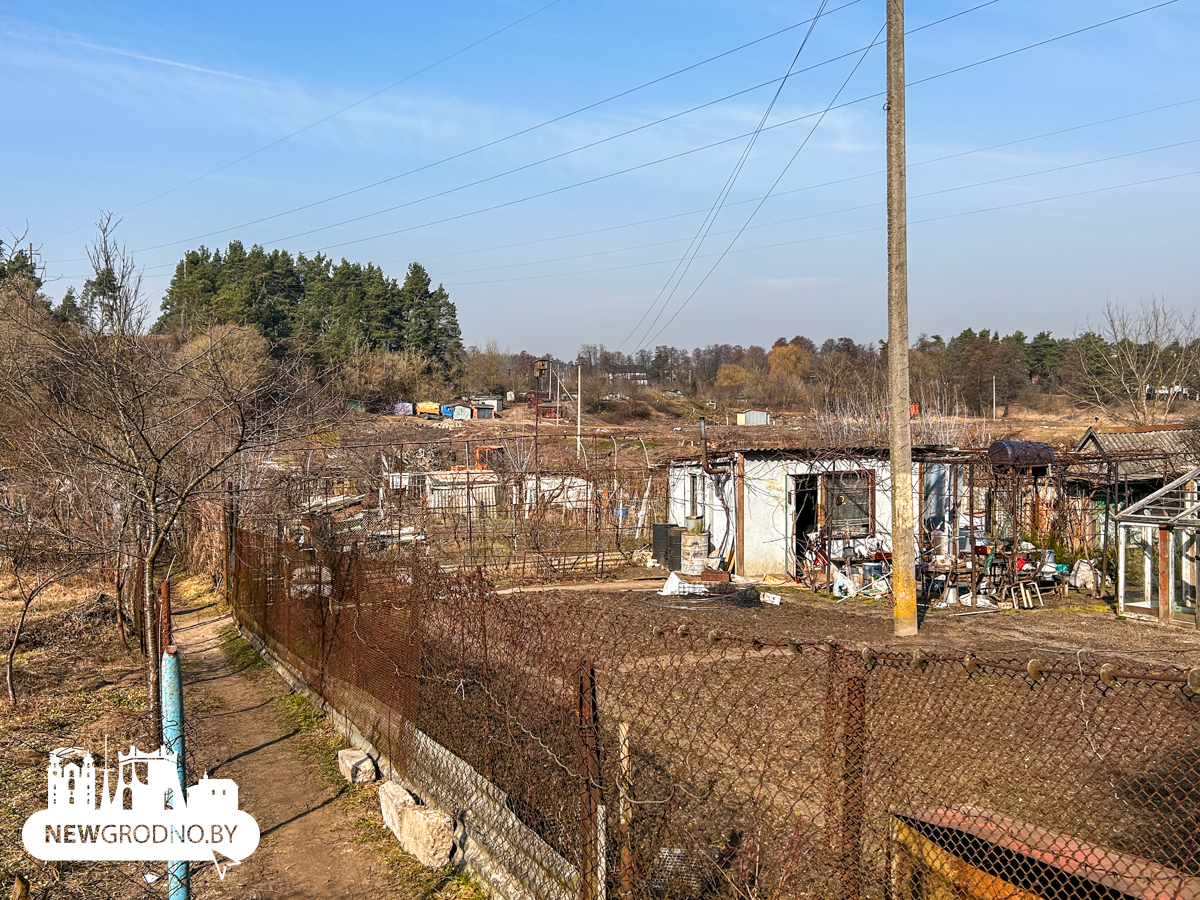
<box><xmin>1175</xmin><ymin>530</ymin><xmax>1197</xmax><ymax>621</ymax></box>
<box><xmin>1123</xmin><ymin>526</ymin><xmax>1150</xmax><ymax>608</ymax></box>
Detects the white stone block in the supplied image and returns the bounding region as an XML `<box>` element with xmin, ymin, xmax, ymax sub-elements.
<box><xmin>337</xmin><ymin>748</ymin><xmax>377</xmax><ymax>783</ymax></box>
<box><xmin>380</xmin><ymin>782</ymin><xmax>456</xmax><ymax>868</ymax></box>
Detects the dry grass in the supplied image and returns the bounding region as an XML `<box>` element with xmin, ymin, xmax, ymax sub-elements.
<box><xmin>0</xmin><ymin>587</ymin><xmax>158</xmax><ymax>899</ymax></box>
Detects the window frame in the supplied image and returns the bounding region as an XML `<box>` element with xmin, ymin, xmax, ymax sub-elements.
<box><xmin>822</xmin><ymin>470</ymin><xmax>876</xmax><ymax>537</ymax></box>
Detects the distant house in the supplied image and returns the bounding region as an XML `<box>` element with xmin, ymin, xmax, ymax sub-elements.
<box><xmin>471</xmin><ymin>396</ymin><xmax>505</xmax><ymax>412</ymax></box>
<box><xmin>389</xmin><ymin>471</ymin><xmax>501</xmax><ymax>513</ymax></box>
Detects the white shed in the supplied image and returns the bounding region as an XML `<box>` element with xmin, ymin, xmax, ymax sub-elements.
<box><xmin>666</xmin><ymin>446</ymin><xmax>975</xmax><ymax>577</ymax></box>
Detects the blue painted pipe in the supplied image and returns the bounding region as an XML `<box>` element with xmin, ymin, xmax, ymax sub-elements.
<box><xmin>161</xmin><ymin>647</ymin><xmax>190</xmax><ymax>900</ymax></box>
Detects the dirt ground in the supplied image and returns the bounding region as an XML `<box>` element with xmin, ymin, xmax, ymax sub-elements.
<box><xmin>172</xmin><ymin>607</ymin><xmax>392</xmax><ymax>898</ymax></box>
<box><xmin>0</xmin><ymin>584</ymin><xmax>156</xmax><ymax>898</ymax></box>
<box><xmin>528</xmin><ymin>579</ymin><xmax>1200</xmax><ymax>665</ymax></box>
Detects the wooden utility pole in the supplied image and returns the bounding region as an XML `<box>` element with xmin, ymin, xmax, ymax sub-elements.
<box><xmin>887</xmin><ymin>0</ymin><xmax>918</xmax><ymax>636</ymax></box>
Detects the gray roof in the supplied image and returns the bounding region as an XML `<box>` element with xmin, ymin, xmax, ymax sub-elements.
<box><xmin>1075</xmin><ymin>426</ymin><xmax>1200</xmax><ymax>479</ymax></box>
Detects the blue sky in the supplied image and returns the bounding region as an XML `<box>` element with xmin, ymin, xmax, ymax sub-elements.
<box><xmin>3</xmin><ymin>0</ymin><xmax>1197</xmax><ymax>356</ymax></box>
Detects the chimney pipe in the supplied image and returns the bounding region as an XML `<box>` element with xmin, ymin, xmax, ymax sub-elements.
<box><xmin>698</xmin><ymin>417</ymin><xmax>724</xmax><ymax>475</ymax></box>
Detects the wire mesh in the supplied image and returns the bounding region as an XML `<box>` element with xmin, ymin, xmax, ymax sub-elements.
<box><xmin>229</xmin><ymin>524</ymin><xmax>1200</xmax><ymax>900</ymax></box>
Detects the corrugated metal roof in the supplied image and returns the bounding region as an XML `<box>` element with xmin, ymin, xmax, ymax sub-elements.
<box><xmin>1075</xmin><ymin>425</ymin><xmax>1199</xmax><ymax>479</ymax></box>
<box><xmin>1075</xmin><ymin>424</ymin><xmax>1198</xmax><ymax>454</ymax></box>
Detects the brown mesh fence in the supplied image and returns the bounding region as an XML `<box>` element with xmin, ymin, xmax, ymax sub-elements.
<box><xmin>230</xmin><ymin>525</ymin><xmax>1200</xmax><ymax>900</ymax></box>
<box><xmin>233</xmin><ymin>434</ymin><xmax>671</xmax><ymax>584</ymax></box>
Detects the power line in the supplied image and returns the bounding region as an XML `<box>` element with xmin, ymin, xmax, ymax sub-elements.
<box><xmin>422</xmin><ymin>134</ymin><xmax>1200</xmax><ymax>277</ymax></box>
<box><xmin>636</xmin><ymin>0</ymin><xmax>1182</xmax><ymax>350</ymax></box>
<box><xmin>617</xmin><ymin>0</ymin><xmax>1002</xmax><ymax>353</ymax></box>
<box><xmin>57</xmin><ymin>164</ymin><xmax>1200</xmax><ymax>286</ymax></box>
<box><xmin>42</xmin><ymin>0</ymin><xmax>1185</xmax><ymax>295</ymax></box>
<box><xmin>267</xmin><ymin>1</ymin><xmax>1011</xmax><ymax>253</ymax></box>
<box><xmin>438</xmin><ymin>169</ymin><xmax>1200</xmax><ymax>287</ymax></box>
<box><xmin>354</xmin><ymin>94</ymin><xmax>1199</xmax><ymax>270</ymax></box>
<box><xmin>128</xmin><ymin>0</ymin><xmax>869</xmax><ymax>256</ymax></box>
<box><xmin>284</xmin><ymin>0</ymin><xmax>1182</xmax><ymax>259</ymax></box>
<box><xmin>49</xmin><ymin>106</ymin><xmax>1200</xmax><ymax>284</ymax></box>
<box><xmin>635</xmin><ymin>23</ymin><xmax>887</xmax><ymax>353</ymax></box>
<box><xmin>616</xmin><ymin>0</ymin><xmax>837</xmax><ymax>353</ymax></box>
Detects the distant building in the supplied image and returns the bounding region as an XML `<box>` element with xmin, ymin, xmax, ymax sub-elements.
<box><xmin>667</xmin><ymin>445</ymin><xmax>958</xmax><ymax>577</ymax></box>
<box><xmin>736</xmin><ymin>410</ymin><xmax>771</xmax><ymax>426</ymax></box>
<box><xmin>1075</xmin><ymin>424</ymin><xmax>1200</xmax><ymax>482</ymax></box>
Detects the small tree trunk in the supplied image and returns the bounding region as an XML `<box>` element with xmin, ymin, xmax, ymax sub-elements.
<box><xmin>6</xmin><ymin>594</ymin><xmax>35</xmax><ymax>706</ymax></box>
<box><xmin>114</xmin><ymin>564</ymin><xmax>129</xmax><ymax>651</ymax></box>
<box><xmin>144</xmin><ymin>533</ymin><xmax>162</xmax><ymax>744</ymax></box>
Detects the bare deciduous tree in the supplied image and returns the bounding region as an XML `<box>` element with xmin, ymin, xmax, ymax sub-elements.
<box><xmin>1064</xmin><ymin>298</ymin><xmax>1200</xmax><ymax>424</ymax></box>
<box><xmin>0</xmin><ymin>218</ymin><xmax>336</xmax><ymax>736</ymax></box>
<box><xmin>0</xmin><ymin>496</ymin><xmax>92</xmax><ymax>705</ymax></box>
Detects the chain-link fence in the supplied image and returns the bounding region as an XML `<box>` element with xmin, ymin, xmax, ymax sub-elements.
<box><xmin>229</xmin><ymin>526</ymin><xmax>1200</xmax><ymax>900</ymax></box>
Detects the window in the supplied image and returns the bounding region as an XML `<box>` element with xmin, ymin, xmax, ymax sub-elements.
<box><xmin>402</xmin><ymin>473</ymin><xmax>427</xmax><ymax>501</ymax></box>
<box><xmin>825</xmin><ymin>472</ymin><xmax>874</xmax><ymax>536</ymax></box>
<box><xmin>689</xmin><ymin>474</ymin><xmax>699</xmax><ymax>518</ymax></box>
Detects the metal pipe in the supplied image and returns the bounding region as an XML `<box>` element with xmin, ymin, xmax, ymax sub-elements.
<box><xmin>697</xmin><ymin>417</ymin><xmax>724</xmax><ymax>476</ymax></box>
<box><xmin>161</xmin><ymin>647</ymin><xmax>189</xmax><ymax>900</ymax></box>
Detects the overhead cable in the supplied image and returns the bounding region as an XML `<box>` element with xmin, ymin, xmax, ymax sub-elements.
<box><xmin>129</xmin><ymin>0</ymin><xmax>869</xmax><ymax>255</ymax></box>
<box><xmin>634</xmin><ymin>23</ymin><xmax>886</xmax><ymax>353</ymax></box>
<box><xmin>438</xmin><ymin>169</ymin><xmax>1200</xmax><ymax>287</ymax></box>
<box><xmin>616</xmin><ymin>0</ymin><xmax>836</xmax><ymax>353</ymax></box>
<box><xmin>293</xmin><ymin>0</ymin><xmax>1182</xmax><ymax>258</ymax></box>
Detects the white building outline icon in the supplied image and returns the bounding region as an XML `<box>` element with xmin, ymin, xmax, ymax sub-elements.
<box><xmin>46</xmin><ymin>746</ymin><xmax>238</xmax><ymax>817</ymax></box>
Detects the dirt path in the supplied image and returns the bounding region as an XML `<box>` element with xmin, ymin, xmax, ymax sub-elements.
<box><xmin>173</xmin><ymin>610</ymin><xmax>392</xmax><ymax>899</ymax></box>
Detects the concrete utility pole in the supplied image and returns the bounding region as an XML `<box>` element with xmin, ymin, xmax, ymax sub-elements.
<box><xmin>887</xmin><ymin>0</ymin><xmax>918</xmax><ymax>636</ymax></box>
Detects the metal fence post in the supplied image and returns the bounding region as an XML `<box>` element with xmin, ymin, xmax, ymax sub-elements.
<box><xmin>577</xmin><ymin>659</ymin><xmax>602</xmax><ymax>900</ymax></box>
<box><xmin>223</xmin><ymin>481</ymin><xmax>233</xmax><ymax>596</ymax></box>
<box><xmin>161</xmin><ymin>646</ymin><xmax>189</xmax><ymax>900</ymax></box>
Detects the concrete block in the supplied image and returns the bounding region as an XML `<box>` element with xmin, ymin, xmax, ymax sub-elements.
<box><xmin>380</xmin><ymin>782</ymin><xmax>456</xmax><ymax>868</ymax></box>
<box><xmin>337</xmin><ymin>748</ymin><xmax>378</xmax><ymax>783</ymax></box>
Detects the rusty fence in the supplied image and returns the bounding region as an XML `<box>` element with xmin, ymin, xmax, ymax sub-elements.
<box><xmin>232</xmin><ymin>434</ymin><xmax>669</xmax><ymax>582</ymax></box>
<box><xmin>229</xmin><ymin>526</ymin><xmax>1200</xmax><ymax>900</ymax></box>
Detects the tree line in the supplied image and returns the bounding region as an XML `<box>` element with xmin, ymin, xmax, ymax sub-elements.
<box><xmin>545</xmin><ymin>304</ymin><xmax>1196</xmax><ymax>425</ymax></box>
<box><xmin>137</xmin><ymin>241</ymin><xmax>463</xmax><ymax>370</ymax></box>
